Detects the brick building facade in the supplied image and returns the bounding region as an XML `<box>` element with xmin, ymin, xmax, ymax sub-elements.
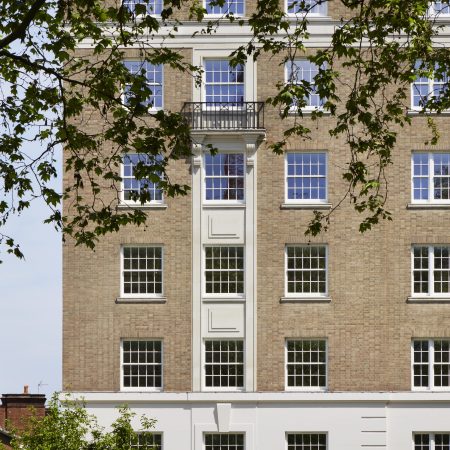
<box><xmin>64</xmin><ymin>1</ymin><xmax>450</xmax><ymax>449</ymax></box>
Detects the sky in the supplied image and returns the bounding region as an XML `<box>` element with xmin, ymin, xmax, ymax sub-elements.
<box><xmin>0</xmin><ymin>189</ymin><xmax>62</xmax><ymax>400</ymax></box>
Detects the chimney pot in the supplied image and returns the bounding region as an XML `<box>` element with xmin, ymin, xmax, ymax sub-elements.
<box><xmin>23</xmin><ymin>385</ymin><xmax>29</xmax><ymax>395</ymax></box>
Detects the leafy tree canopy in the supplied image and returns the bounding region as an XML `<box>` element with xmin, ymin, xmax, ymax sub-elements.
<box><xmin>7</xmin><ymin>394</ymin><xmax>158</xmax><ymax>449</ymax></box>
<box><xmin>0</xmin><ymin>0</ymin><xmax>448</xmax><ymax>260</ymax></box>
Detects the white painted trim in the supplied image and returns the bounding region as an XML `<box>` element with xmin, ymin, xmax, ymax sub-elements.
<box><xmin>284</xmin><ymin>338</ymin><xmax>328</xmax><ymax>392</ymax></box>
<box><xmin>201</xmin><ymin>338</ymin><xmax>246</xmax><ymax>392</ymax></box>
<box><xmin>411</xmin><ymin>338</ymin><xmax>450</xmax><ymax>391</ymax></box>
<box><xmin>284</xmin><ymin>151</ymin><xmax>328</xmax><ymax>204</ymax></box>
<box><xmin>284</xmin><ymin>244</ymin><xmax>329</xmax><ymax>298</ymax></box>
<box><xmin>192</xmin><ymin>49</ymin><xmax>256</xmax><ymax>103</ymax></box>
<box><xmin>411</xmin><ymin>245</ymin><xmax>450</xmax><ymax>297</ymax></box>
<box><xmin>203</xmin><ymin>151</ymin><xmax>246</xmax><ymax>205</ymax></box>
<box><xmin>194</xmin><ymin>423</ymin><xmax>254</xmax><ymax>450</ymax></box>
<box><xmin>411</xmin><ymin>152</ymin><xmax>450</xmax><ymax>205</ymax></box>
<box><xmin>119</xmin><ymin>338</ymin><xmax>164</xmax><ymax>392</ymax></box>
<box><xmin>120</xmin><ymin>153</ymin><xmax>165</xmax><ymax>206</ymax></box>
<box><xmin>64</xmin><ymin>391</ymin><xmax>450</xmax><ymax>403</ymax></box>
<box><xmin>120</xmin><ymin>244</ymin><xmax>165</xmax><ymax>298</ymax></box>
<box><xmin>122</xmin><ymin>60</ymin><xmax>164</xmax><ymax>112</ymax></box>
<box><xmin>202</xmin><ymin>244</ymin><xmax>245</xmax><ymax>298</ymax></box>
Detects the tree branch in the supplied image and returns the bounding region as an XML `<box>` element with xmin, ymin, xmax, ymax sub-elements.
<box><xmin>0</xmin><ymin>0</ymin><xmax>47</xmax><ymax>50</ymax></box>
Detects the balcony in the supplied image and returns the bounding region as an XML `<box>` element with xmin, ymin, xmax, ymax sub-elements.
<box><xmin>181</xmin><ymin>102</ymin><xmax>265</xmax><ymax>131</ymax></box>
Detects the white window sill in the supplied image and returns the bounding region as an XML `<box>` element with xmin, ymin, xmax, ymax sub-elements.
<box><xmin>286</xmin><ymin>14</ymin><xmax>331</xmax><ymax>20</ymax></box>
<box><xmin>407</xmin><ymin>109</ymin><xmax>450</xmax><ymax>116</ymax></box>
<box><xmin>202</xmin><ymin>388</ymin><xmax>245</xmax><ymax>392</ymax></box>
<box><xmin>116</xmin><ymin>297</ymin><xmax>167</xmax><ymax>304</ymax></box>
<box><xmin>120</xmin><ymin>388</ymin><xmax>163</xmax><ymax>392</ymax></box>
<box><xmin>280</xmin><ymin>296</ymin><xmax>331</xmax><ymax>303</ymax></box>
<box><xmin>407</xmin><ymin>296</ymin><xmax>450</xmax><ymax>303</ymax></box>
<box><xmin>204</xmin><ymin>14</ymin><xmax>244</xmax><ymax>18</ymax></box>
<box><xmin>407</xmin><ymin>203</ymin><xmax>450</xmax><ymax>210</ymax></box>
<box><xmin>287</xmin><ymin>108</ymin><xmax>331</xmax><ymax>116</ymax></box>
<box><xmin>203</xmin><ymin>203</ymin><xmax>246</xmax><ymax>209</ymax></box>
<box><xmin>117</xmin><ymin>203</ymin><xmax>167</xmax><ymax>210</ymax></box>
<box><xmin>202</xmin><ymin>296</ymin><xmax>245</xmax><ymax>302</ymax></box>
<box><xmin>285</xmin><ymin>387</ymin><xmax>328</xmax><ymax>392</ymax></box>
<box><xmin>281</xmin><ymin>203</ymin><xmax>332</xmax><ymax>210</ymax></box>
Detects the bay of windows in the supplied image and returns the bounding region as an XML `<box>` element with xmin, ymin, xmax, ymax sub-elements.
<box><xmin>286</xmin><ymin>152</ymin><xmax>327</xmax><ymax>202</ymax></box>
<box><xmin>412</xmin><ymin>339</ymin><xmax>450</xmax><ymax>390</ymax></box>
<box><xmin>412</xmin><ymin>153</ymin><xmax>450</xmax><ymax>203</ymax></box>
<box><xmin>204</xmin><ymin>60</ymin><xmax>244</xmax><ymax>104</ymax></box>
<box><xmin>412</xmin><ymin>245</ymin><xmax>450</xmax><ymax>296</ymax></box>
<box><xmin>123</xmin><ymin>61</ymin><xmax>163</xmax><ymax>109</ymax></box>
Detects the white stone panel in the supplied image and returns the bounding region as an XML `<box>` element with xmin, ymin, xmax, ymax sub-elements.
<box><xmin>203</xmin><ymin>208</ymin><xmax>245</xmax><ymax>244</ymax></box>
<box><xmin>202</xmin><ymin>302</ymin><xmax>245</xmax><ymax>337</ymax></box>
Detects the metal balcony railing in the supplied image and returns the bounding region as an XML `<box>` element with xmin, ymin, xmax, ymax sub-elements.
<box><xmin>181</xmin><ymin>102</ymin><xmax>265</xmax><ymax>131</ymax></box>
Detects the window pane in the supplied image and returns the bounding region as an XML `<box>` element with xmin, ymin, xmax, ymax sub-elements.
<box><xmin>286</xmin><ymin>246</ymin><xmax>327</xmax><ymax>295</ymax></box>
<box><xmin>286</xmin><ymin>340</ymin><xmax>327</xmax><ymax>388</ymax></box>
<box><xmin>123</xmin><ymin>246</ymin><xmax>163</xmax><ymax>295</ymax></box>
<box><xmin>204</xmin><ymin>340</ymin><xmax>244</xmax><ymax>388</ymax></box>
<box><xmin>122</xmin><ymin>340</ymin><xmax>163</xmax><ymax>388</ymax></box>
<box><xmin>205</xmin><ymin>153</ymin><xmax>245</xmax><ymax>201</ymax></box>
<box><xmin>287</xmin><ymin>433</ymin><xmax>327</xmax><ymax>450</ymax></box>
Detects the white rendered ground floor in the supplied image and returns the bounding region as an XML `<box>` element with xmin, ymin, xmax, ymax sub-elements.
<box><xmin>70</xmin><ymin>392</ymin><xmax>450</xmax><ymax>450</ymax></box>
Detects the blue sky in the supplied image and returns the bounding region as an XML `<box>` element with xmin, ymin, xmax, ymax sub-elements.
<box><xmin>0</xmin><ymin>198</ymin><xmax>62</xmax><ymax>399</ymax></box>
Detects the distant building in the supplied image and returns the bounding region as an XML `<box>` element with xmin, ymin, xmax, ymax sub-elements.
<box><xmin>0</xmin><ymin>386</ymin><xmax>46</xmax><ymax>448</ymax></box>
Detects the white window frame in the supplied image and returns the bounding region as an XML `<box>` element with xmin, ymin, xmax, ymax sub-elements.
<box><xmin>411</xmin><ymin>245</ymin><xmax>450</xmax><ymax>297</ymax></box>
<box><xmin>411</xmin><ymin>339</ymin><xmax>450</xmax><ymax>391</ymax></box>
<box><xmin>285</xmin><ymin>339</ymin><xmax>328</xmax><ymax>391</ymax></box>
<box><xmin>204</xmin><ymin>433</ymin><xmax>246</xmax><ymax>450</ymax></box>
<box><xmin>202</xmin><ymin>58</ymin><xmax>245</xmax><ymax>107</ymax></box>
<box><xmin>120</xmin><ymin>339</ymin><xmax>163</xmax><ymax>392</ymax></box>
<box><xmin>285</xmin><ymin>245</ymin><xmax>328</xmax><ymax>298</ymax></box>
<box><xmin>203</xmin><ymin>151</ymin><xmax>246</xmax><ymax>205</ymax></box>
<box><xmin>123</xmin><ymin>0</ymin><xmax>163</xmax><ymax>17</ymax></box>
<box><xmin>429</xmin><ymin>1</ymin><xmax>450</xmax><ymax>16</ymax></box>
<box><xmin>411</xmin><ymin>63</ymin><xmax>447</xmax><ymax>111</ymax></box>
<box><xmin>132</xmin><ymin>432</ymin><xmax>163</xmax><ymax>449</ymax></box>
<box><xmin>285</xmin><ymin>60</ymin><xmax>325</xmax><ymax>112</ymax></box>
<box><xmin>202</xmin><ymin>339</ymin><xmax>245</xmax><ymax>392</ymax></box>
<box><xmin>411</xmin><ymin>152</ymin><xmax>450</xmax><ymax>204</ymax></box>
<box><xmin>120</xmin><ymin>153</ymin><xmax>164</xmax><ymax>206</ymax></box>
<box><xmin>203</xmin><ymin>245</ymin><xmax>245</xmax><ymax>298</ymax></box>
<box><xmin>285</xmin><ymin>0</ymin><xmax>327</xmax><ymax>17</ymax></box>
<box><xmin>203</xmin><ymin>0</ymin><xmax>245</xmax><ymax>17</ymax></box>
<box><xmin>120</xmin><ymin>245</ymin><xmax>164</xmax><ymax>298</ymax></box>
<box><xmin>413</xmin><ymin>433</ymin><xmax>450</xmax><ymax>450</ymax></box>
<box><xmin>122</xmin><ymin>60</ymin><xmax>164</xmax><ymax>112</ymax></box>
<box><xmin>286</xmin><ymin>432</ymin><xmax>328</xmax><ymax>450</ymax></box>
<box><xmin>285</xmin><ymin>152</ymin><xmax>328</xmax><ymax>204</ymax></box>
